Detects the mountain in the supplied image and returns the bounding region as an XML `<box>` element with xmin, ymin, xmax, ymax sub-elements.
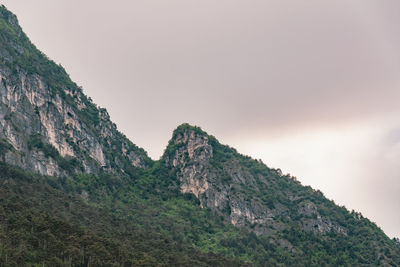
<box><xmin>0</xmin><ymin>5</ymin><xmax>399</xmax><ymax>266</ymax></box>
<box><xmin>163</xmin><ymin>124</ymin><xmax>400</xmax><ymax>264</ymax></box>
<box><xmin>0</xmin><ymin>6</ymin><xmax>151</xmax><ymax>177</ymax></box>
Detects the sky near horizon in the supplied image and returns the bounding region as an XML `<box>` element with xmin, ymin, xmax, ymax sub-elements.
<box><xmin>2</xmin><ymin>0</ymin><xmax>399</xmax><ymax>238</ymax></box>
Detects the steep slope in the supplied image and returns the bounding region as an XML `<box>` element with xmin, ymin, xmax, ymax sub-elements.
<box><xmin>0</xmin><ymin>4</ymin><xmax>399</xmax><ymax>266</ymax></box>
<box><xmin>162</xmin><ymin>123</ymin><xmax>400</xmax><ymax>265</ymax></box>
<box><xmin>0</xmin><ymin>162</ymin><xmax>248</xmax><ymax>266</ymax></box>
<box><xmin>0</xmin><ymin>6</ymin><xmax>151</xmax><ymax>177</ymax></box>
<box><xmin>0</xmin><ymin>6</ymin><xmax>250</xmax><ymax>266</ymax></box>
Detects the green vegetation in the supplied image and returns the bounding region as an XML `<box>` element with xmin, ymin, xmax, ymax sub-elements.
<box><xmin>0</xmin><ymin>138</ymin><xmax>12</xmax><ymax>157</ymax></box>
<box><xmin>1</xmin><ymin>154</ymin><xmax>399</xmax><ymax>266</ymax></box>
<box><xmin>27</xmin><ymin>134</ymin><xmax>82</xmax><ymax>173</ymax></box>
<box><xmin>0</xmin><ymin>5</ymin><xmax>399</xmax><ymax>266</ymax></box>
<box><xmin>0</xmin><ymin>7</ymin><xmax>75</xmax><ymax>95</ymax></box>
<box><xmin>0</xmin><ymin>5</ymin><xmax>152</xmax><ymax>171</ymax></box>
<box><xmin>0</xmin><ymin>162</ymin><xmax>248</xmax><ymax>266</ymax></box>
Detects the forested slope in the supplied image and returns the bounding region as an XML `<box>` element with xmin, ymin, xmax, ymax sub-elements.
<box><xmin>0</xmin><ymin>4</ymin><xmax>399</xmax><ymax>266</ymax></box>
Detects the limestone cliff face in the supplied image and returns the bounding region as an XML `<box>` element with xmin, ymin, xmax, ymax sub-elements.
<box><xmin>0</xmin><ymin>7</ymin><xmax>150</xmax><ymax>176</ymax></box>
<box><xmin>164</xmin><ymin>124</ymin><xmax>346</xmax><ymax>236</ymax></box>
<box><xmin>168</xmin><ymin>129</ymin><xmax>213</xmax><ymax>200</ymax></box>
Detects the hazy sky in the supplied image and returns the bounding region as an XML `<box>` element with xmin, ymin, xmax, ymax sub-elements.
<box><xmin>2</xmin><ymin>0</ymin><xmax>399</xmax><ymax>238</ymax></box>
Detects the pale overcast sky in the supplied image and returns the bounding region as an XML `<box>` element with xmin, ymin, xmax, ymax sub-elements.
<box><xmin>2</xmin><ymin>0</ymin><xmax>399</xmax><ymax>238</ymax></box>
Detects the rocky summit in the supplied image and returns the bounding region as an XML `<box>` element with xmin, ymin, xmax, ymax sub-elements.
<box><xmin>0</xmin><ymin>5</ymin><xmax>399</xmax><ymax>266</ymax></box>
<box><xmin>0</xmin><ymin>7</ymin><xmax>150</xmax><ymax>177</ymax></box>
<box><xmin>163</xmin><ymin>124</ymin><xmax>347</xmax><ymax>236</ymax></box>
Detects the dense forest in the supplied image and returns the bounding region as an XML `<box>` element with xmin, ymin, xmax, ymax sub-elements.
<box><xmin>0</xmin><ymin>153</ymin><xmax>399</xmax><ymax>266</ymax></box>
<box><xmin>0</xmin><ymin>4</ymin><xmax>399</xmax><ymax>266</ymax></box>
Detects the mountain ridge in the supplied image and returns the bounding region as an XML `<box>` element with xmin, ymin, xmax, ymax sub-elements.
<box><xmin>0</xmin><ymin>5</ymin><xmax>151</xmax><ymax>178</ymax></box>
<box><xmin>0</xmin><ymin>5</ymin><xmax>399</xmax><ymax>266</ymax></box>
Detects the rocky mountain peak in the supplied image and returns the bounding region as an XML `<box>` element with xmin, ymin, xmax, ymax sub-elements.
<box><xmin>165</xmin><ymin>123</ymin><xmax>212</xmax><ymax>167</ymax></box>
<box><xmin>163</xmin><ymin>124</ymin><xmax>348</xmax><ymax>236</ymax></box>
<box><xmin>0</xmin><ymin>6</ymin><xmax>151</xmax><ymax>176</ymax></box>
<box><xmin>1</xmin><ymin>6</ymin><xmax>400</xmax><ymax>265</ymax></box>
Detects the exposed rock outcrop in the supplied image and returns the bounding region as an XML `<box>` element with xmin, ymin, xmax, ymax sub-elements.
<box><xmin>164</xmin><ymin>124</ymin><xmax>346</xmax><ymax>237</ymax></box>
<box><xmin>0</xmin><ymin>7</ymin><xmax>151</xmax><ymax>176</ymax></box>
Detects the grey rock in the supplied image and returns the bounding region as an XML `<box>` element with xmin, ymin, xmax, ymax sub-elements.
<box><xmin>0</xmin><ymin>14</ymin><xmax>151</xmax><ymax>176</ymax></box>
<box><xmin>164</xmin><ymin>125</ymin><xmax>347</xmax><ymax>239</ymax></box>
